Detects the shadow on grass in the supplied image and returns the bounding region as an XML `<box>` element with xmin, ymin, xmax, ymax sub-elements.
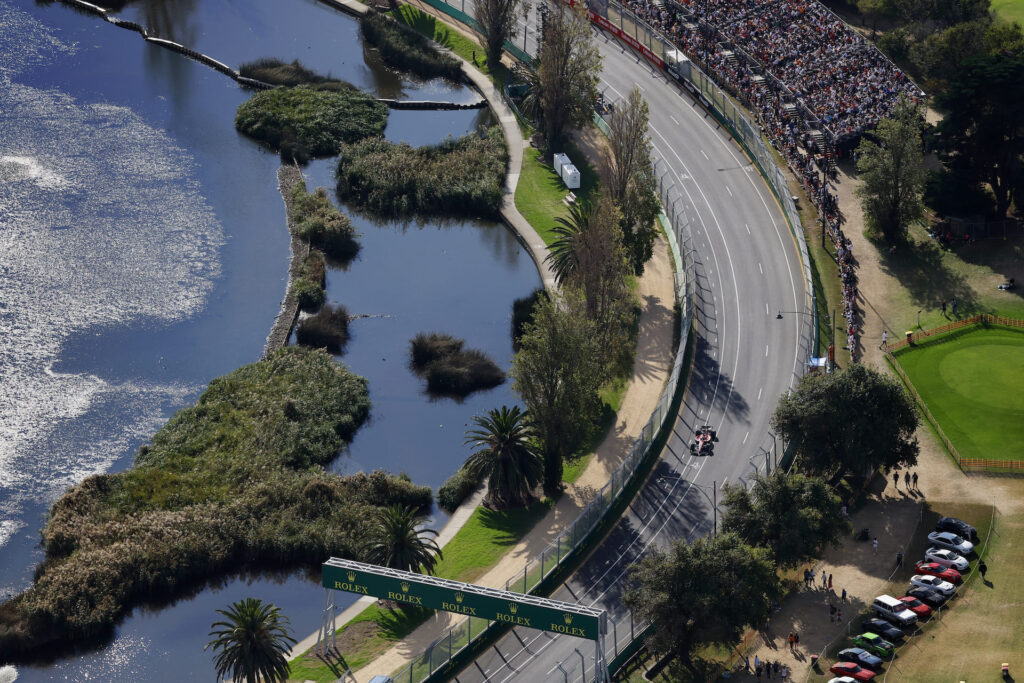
<box><xmin>476</xmin><ymin>501</ymin><xmax>551</xmax><ymax>544</ymax></box>
<box><xmin>875</xmin><ymin>235</ymin><xmax>981</xmax><ymax>316</ymax></box>
<box><xmin>376</xmin><ymin>605</ymin><xmax>431</xmax><ymax>640</ymax></box>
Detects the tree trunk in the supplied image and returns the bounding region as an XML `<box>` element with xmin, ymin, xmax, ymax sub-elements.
<box><xmin>542</xmin><ymin>447</ymin><xmax>563</xmax><ymax>497</ymax></box>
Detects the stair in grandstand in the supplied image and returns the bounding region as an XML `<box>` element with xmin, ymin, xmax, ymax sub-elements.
<box><xmin>808</xmin><ymin>129</ymin><xmax>826</xmax><ymax>152</ymax></box>
<box><xmin>722</xmin><ymin>49</ymin><xmax>738</xmax><ymax>67</ymax></box>
<box><xmin>750</xmin><ymin>74</ymin><xmax>765</xmax><ymax>87</ymax></box>
<box><xmin>781</xmin><ymin>102</ymin><xmax>798</xmax><ymax>119</ymax></box>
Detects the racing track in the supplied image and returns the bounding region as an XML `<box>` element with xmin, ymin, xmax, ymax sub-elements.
<box><xmin>451</xmin><ymin>17</ymin><xmax>811</xmax><ymax>683</ymax></box>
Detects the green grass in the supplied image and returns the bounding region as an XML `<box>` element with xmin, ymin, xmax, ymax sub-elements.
<box><xmin>892</xmin><ymin>324</ymin><xmax>1024</xmax><ymax>462</ymax></box>
<box><xmin>514</xmin><ymin>146</ymin><xmax>600</xmax><ymax>246</ymax></box>
<box><xmin>991</xmin><ymin>0</ymin><xmax>1024</xmax><ymax>24</ymax></box>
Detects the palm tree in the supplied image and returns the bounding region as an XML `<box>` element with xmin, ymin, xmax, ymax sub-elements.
<box><xmin>364</xmin><ymin>504</ymin><xmax>443</xmax><ymax>575</ymax></box>
<box><xmin>205</xmin><ymin>598</ymin><xmax>297</xmax><ymax>683</ymax></box>
<box><xmin>463</xmin><ymin>405</ymin><xmax>543</xmax><ymax>508</ymax></box>
<box><xmin>546</xmin><ymin>199</ymin><xmax>591</xmax><ymax>286</ymax></box>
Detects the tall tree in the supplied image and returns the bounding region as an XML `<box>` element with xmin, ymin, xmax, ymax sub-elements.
<box><xmin>771</xmin><ymin>364</ymin><xmax>920</xmax><ymax>485</ymax></box>
<box><xmin>624</xmin><ymin>534</ymin><xmax>779</xmax><ymax>672</ymax></box>
<box><xmin>463</xmin><ymin>405</ymin><xmax>543</xmax><ymax>508</ymax></box>
<box><xmin>205</xmin><ymin>598</ymin><xmax>297</xmax><ymax>683</ymax></box>
<box><xmin>510</xmin><ymin>290</ymin><xmax>604</xmax><ymax>495</ymax></box>
<box><xmin>363</xmin><ymin>504</ymin><xmax>443</xmax><ymax>574</ymax></box>
<box><xmin>721</xmin><ymin>472</ymin><xmax>850</xmax><ymax>568</ymax></box>
<box><xmin>532</xmin><ymin>2</ymin><xmax>601</xmax><ymax>148</ymax></box>
<box><xmin>936</xmin><ymin>53</ymin><xmax>1024</xmax><ymax>218</ymax></box>
<box><xmin>601</xmin><ymin>87</ymin><xmax>661</xmax><ymax>275</ymax></box>
<box><xmin>855</xmin><ymin>95</ymin><xmax>927</xmax><ymax>243</ymax></box>
<box><xmin>474</xmin><ymin>0</ymin><xmax>520</xmax><ymax>68</ymax></box>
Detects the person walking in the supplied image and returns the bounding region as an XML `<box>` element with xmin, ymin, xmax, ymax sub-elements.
<box><xmin>837</xmin><ymin>608</ymin><xmax>842</xmax><ymax>623</ymax></box>
<box><xmin>828</xmin><ymin>573</ymin><xmax>833</xmax><ymax>591</ymax></box>
<box><xmin>821</xmin><ymin>569</ymin><xmax>827</xmax><ymax>588</ymax></box>
<box><xmin>880</xmin><ymin>330</ymin><xmax>888</xmax><ymax>349</ymax></box>
<box><xmin>912</xmin><ymin>471</ymin><xmax>919</xmax><ymax>489</ymax></box>
<box><xmin>873</xmin><ymin>537</ymin><xmax>879</xmax><ymax>555</ymax></box>
<box><xmin>941</xmin><ymin>299</ymin><xmax>947</xmax><ymax>316</ymax></box>
<box><xmin>841</xmin><ymin>587</ymin><xmax>847</xmax><ymax>603</ymax></box>
<box><xmin>980</xmin><ymin>559</ymin><xmax>988</xmax><ymax>580</ymax></box>
<box><xmin>745</xmin><ymin>656</ymin><xmax>751</xmax><ymax>672</ymax></box>
<box><xmin>756</xmin><ymin>665</ymin><xmax>762</xmax><ymax>680</ymax></box>
<box><xmin>904</xmin><ymin>471</ymin><xmax>911</xmax><ymax>488</ymax></box>
<box><xmin>896</xmin><ymin>551</ymin><xmax>904</xmax><ymax>568</ymax></box>
<box><xmin>893</xmin><ymin>471</ymin><xmax>899</xmax><ymax>489</ymax></box>
<box><xmin>788</xmin><ymin>631</ymin><xmax>795</xmax><ymax>650</ymax></box>
<box><xmin>755</xmin><ymin>655</ymin><xmax>761</xmax><ymax>671</ymax></box>
<box><xmin>794</xmin><ymin>632</ymin><xmax>800</xmax><ymax>648</ymax></box>
<box><xmin>952</xmin><ymin>299</ymin><xmax>959</xmax><ymax>317</ymax></box>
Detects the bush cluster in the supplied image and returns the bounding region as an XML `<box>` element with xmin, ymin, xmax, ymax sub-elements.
<box><xmin>359</xmin><ymin>11</ymin><xmax>463</xmax><ymax>82</ymax></box>
<box><xmin>335</xmin><ymin>127</ymin><xmax>508</xmax><ymax>218</ymax></box>
<box><xmin>235</xmin><ymin>86</ymin><xmax>388</xmax><ymax>161</ymax></box>
<box><xmin>293</xmin><ymin>275</ymin><xmax>325</xmax><ymax>311</ymax></box>
<box><xmin>409</xmin><ymin>333</ymin><xmax>505</xmax><ymax>398</ymax></box>
<box><xmin>0</xmin><ymin>347</ymin><xmax>432</xmax><ymax>656</ymax></box>
<box><xmin>296</xmin><ymin>304</ymin><xmax>351</xmax><ymax>354</ymax></box>
<box><xmin>511</xmin><ymin>288</ymin><xmax>546</xmax><ymax>349</ymax></box>
<box><xmin>437</xmin><ymin>467</ymin><xmax>479</xmax><ymax>512</ymax></box>
<box><xmin>239</xmin><ymin>58</ymin><xmax>355</xmax><ymax>91</ymax></box>
<box><xmin>292</xmin><ymin>185</ymin><xmax>360</xmax><ymax>260</ymax></box>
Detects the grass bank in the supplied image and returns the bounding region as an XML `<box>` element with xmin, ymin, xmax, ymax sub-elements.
<box><xmin>361</xmin><ymin>9</ymin><xmax>462</xmax><ymax>82</ymax></box>
<box><xmin>335</xmin><ymin>126</ymin><xmax>507</xmax><ymax>218</ymax></box>
<box><xmin>0</xmin><ymin>347</ymin><xmax>432</xmax><ymax>659</ymax></box>
<box><xmin>239</xmin><ymin>58</ymin><xmax>354</xmax><ymax>90</ymax></box>
<box><xmin>235</xmin><ymin>86</ymin><xmax>388</xmax><ymax>161</ymax></box>
<box><xmin>514</xmin><ymin>146</ymin><xmax>600</xmax><ymax>246</ymax></box>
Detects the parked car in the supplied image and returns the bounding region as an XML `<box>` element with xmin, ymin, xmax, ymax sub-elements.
<box><xmin>924</xmin><ymin>547</ymin><xmax>970</xmax><ymax>572</ymax></box>
<box><xmin>871</xmin><ymin>595</ymin><xmax>918</xmax><ymax>626</ymax></box>
<box><xmin>838</xmin><ymin>647</ymin><xmax>884</xmax><ymax>671</ymax></box>
<box><xmin>927</xmin><ymin>531</ymin><xmax>974</xmax><ymax>555</ymax></box>
<box><xmin>910</xmin><ymin>574</ymin><xmax>956</xmax><ymax>596</ymax></box>
<box><xmin>829</xmin><ymin>662</ymin><xmax>877</xmax><ymax>681</ymax></box>
<box><xmin>936</xmin><ymin>516</ymin><xmax>978</xmax><ymax>543</ymax></box>
<box><xmin>853</xmin><ymin>632</ymin><xmax>895</xmax><ymax>658</ymax></box>
<box><xmin>899</xmin><ymin>595</ymin><xmax>933</xmax><ymax>618</ymax></box>
<box><xmin>914</xmin><ymin>561</ymin><xmax>963</xmax><ymax>583</ymax></box>
<box><xmin>906</xmin><ymin>586</ymin><xmax>947</xmax><ymax>607</ymax></box>
<box><xmin>861</xmin><ymin>618</ymin><xmax>905</xmax><ymax>641</ymax></box>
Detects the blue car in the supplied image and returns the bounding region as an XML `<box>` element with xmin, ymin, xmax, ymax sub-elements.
<box><xmin>838</xmin><ymin>647</ymin><xmax>884</xmax><ymax>671</ymax></box>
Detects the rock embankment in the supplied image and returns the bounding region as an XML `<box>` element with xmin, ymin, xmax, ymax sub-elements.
<box><xmin>264</xmin><ymin>165</ymin><xmax>310</xmax><ymax>356</ymax></box>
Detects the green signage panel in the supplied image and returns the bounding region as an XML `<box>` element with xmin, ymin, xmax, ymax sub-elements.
<box><xmin>323</xmin><ymin>562</ymin><xmax>601</xmax><ymax>640</ymax></box>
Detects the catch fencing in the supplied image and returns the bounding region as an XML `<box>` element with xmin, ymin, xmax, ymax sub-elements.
<box><xmin>885</xmin><ymin>315</ymin><xmax>1024</xmax><ymax>475</ymax></box>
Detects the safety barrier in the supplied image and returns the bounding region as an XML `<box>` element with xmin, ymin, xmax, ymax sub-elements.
<box><xmin>886</xmin><ymin>315</ymin><xmax>1024</xmax><ymax>475</ymax></box>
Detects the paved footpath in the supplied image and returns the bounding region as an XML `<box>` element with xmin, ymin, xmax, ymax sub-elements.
<box><xmin>288</xmin><ymin>3</ymin><xmax>676</xmax><ymax>679</ymax></box>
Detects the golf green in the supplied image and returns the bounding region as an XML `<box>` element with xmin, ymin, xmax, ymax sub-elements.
<box><xmin>894</xmin><ymin>325</ymin><xmax>1024</xmax><ymax>462</ymax></box>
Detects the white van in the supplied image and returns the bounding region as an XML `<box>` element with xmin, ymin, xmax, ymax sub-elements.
<box><xmin>871</xmin><ymin>594</ymin><xmax>917</xmax><ymax>626</ymax></box>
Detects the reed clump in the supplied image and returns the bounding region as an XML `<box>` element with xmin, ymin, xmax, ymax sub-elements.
<box><xmin>359</xmin><ymin>10</ymin><xmax>462</xmax><ymax>82</ymax></box>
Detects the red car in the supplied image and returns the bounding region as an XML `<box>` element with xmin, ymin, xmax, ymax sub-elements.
<box><xmin>899</xmin><ymin>595</ymin><xmax>933</xmax><ymax>618</ymax></box>
<box><xmin>915</xmin><ymin>561</ymin><xmax>962</xmax><ymax>583</ymax></box>
<box><xmin>830</xmin><ymin>661</ymin><xmax>877</xmax><ymax>681</ymax></box>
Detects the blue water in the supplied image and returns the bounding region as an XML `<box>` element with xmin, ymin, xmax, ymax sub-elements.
<box><xmin>0</xmin><ymin>0</ymin><xmax>537</xmax><ymax>678</ymax></box>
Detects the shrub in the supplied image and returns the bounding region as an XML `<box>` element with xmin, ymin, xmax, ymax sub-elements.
<box><xmin>239</xmin><ymin>58</ymin><xmax>355</xmax><ymax>90</ymax></box>
<box><xmin>424</xmin><ymin>350</ymin><xmax>505</xmax><ymax>396</ymax></box>
<box><xmin>410</xmin><ymin>332</ymin><xmax>465</xmax><ymax>369</ymax></box>
<box><xmin>304</xmin><ymin>249</ymin><xmax>326</xmax><ymax>288</ymax></box>
<box><xmin>292</xmin><ymin>276</ymin><xmax>325</xmax><ymax>311</ymax></box>
<box><xmin>336</xmin><ymin>127</ymin><xmax>508</xmax><ymax>218</ymax></box>
<box><xmin>359</xmin><ymin>10</ymin><xmax>463</xmax><ymax>82</ymax></box>
<box><xmin>235</xmin><ymin>86</ymin><xmax>388</xmax><ymax>160</ymax></box>
<box><xmin>409</xmin><ymin>333</ymin><xmax>505</xmax><ymax>398</ymax></box>
<box><xmin>511</xmin><ymin>288</ymin><xmax>545</xmax><ymax>349</ymax></box>
<box><xmin>296</xmin><ymin>304</ymin><xmax>351</xmax><ymax>354</ymax></box>
<box><xmin>0</xmin><ymin>348</ymin><xmax>435</xmax><ymax>656</ymax></box>
<box><xmin>292</xmin><ymin>185</ymin><xmax>360</xmax><ymax>260</ymax></box>
<box><xmin>437</xmin><ymin>467</ymin><xmax>480</xmax><ymax>512</ymax></box>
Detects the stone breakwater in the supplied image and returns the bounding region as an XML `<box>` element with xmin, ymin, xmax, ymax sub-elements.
<box><xmin>264</xmin><ymin>165</ymin><xmax>310</xmax><ymax>356</ymax></box>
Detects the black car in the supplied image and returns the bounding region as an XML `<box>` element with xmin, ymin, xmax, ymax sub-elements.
<box><xmin>936</xmin><ymin>517</ymin><xmax>978</xmax><ymax>543</ymax></box>
<box><xmin>906</xmin><ymin>586</ymin><xmax>947</xmax><ymax>607</ymax></box>
<box><xmin>862</xmin><ymin>617</ymin><xmax>905</xmax><ymax>641</ymax></box>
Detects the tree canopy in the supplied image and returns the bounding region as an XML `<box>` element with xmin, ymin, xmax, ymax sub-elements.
<box><xmin>936</xmin><ymin>53</ymin><xmax>1024</xmax><ymax>218</ymax></box>
<box><xmin>363</xmin><ymin>504</ymin><xmax>443</xmax><ymax>574</ymax></box>
<box><xmin>721</xmin><ymin>472</ymin><xmax>850</xmax><ymax>567</ymax></box>
<box><xmin>855</xmin><ymin>95</ymin><xmax>927</xmax><ymax>243</ymax></box>
<box><xmin>771</xmin><ymin>364</ymin><xmax>920</xmax><ymax>484</ymax></box>
<box><xmin>510</xmin><ymin>290</ymin><xmax>604</xmax><ymax>495</ymax></box>
<box><xmin>463</xmin><ymin>405</ymin><xmax>543</xmax><ymax>508</ymax></box>
<box><xmin>624</xmin><ymin>534</ymin><xmax>778</xmax><ymax>671</ymax></box>
<box><xmin>206</xmin><ymin>598</ymin><xmax>297</xmax><ymax>683</ymax></box>
<box><xmin>474</xmin><ymin>0</ymin><xmax>521</xmax><ymax>67</ymax></box>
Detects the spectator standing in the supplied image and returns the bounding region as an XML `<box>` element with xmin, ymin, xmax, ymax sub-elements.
<box><xmin>912</xmin><ymin>471</ymin><xmax>919</xmax><ymax>489</ymax></box>
<box><xmin>941</xmin><ymin>299</ymin><xmax>947</xmax><ymax>316</ymax></box>
<box><xmin>896</xmin><ymin>551</ymin><xmax>904</xmax><ymax>567</ymax></box>
<box><xmin>904</xmin><ymin>471</ymin><xmax>911</xmax><ymax>488</ymax></box>
<box><xmin>828</xmin><ymin>573</ymin><xmax>833</xmax><ymax>591</ymax></box>
<box><xmin>952</xmin><ymin>299</ymin><xmax>959</xmax><ymax>317</ymax></box>
<box><xmin>873</xmin><ymin>537</ymin><xmax>879</xmax><ymax>554</ymax></box>
<box><xmin>788</xmin><ymin>631</ymin><xmax>795</xmax><ymax>650</ymax></box>
<box><xmin>841</xmin><ymin>587</ymin><xmax>847</xmax><ymax>603</ymax></box>
<box><xmin>881</xmin><ymin>330</ymin><xmax>887</xmax><ymax>349</ymax></box>
<box><xmin>980</xmin><ymin>560</ymin><xmax>988</xmax><ymax>579</ymax></box>
<box><xmin>893</xmin><ymin>471</ymin><xmax>899</xmax><ymax>489</ymax></box>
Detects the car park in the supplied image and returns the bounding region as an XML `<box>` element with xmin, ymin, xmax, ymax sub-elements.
<box><xmin>914</xmin><ymin>561</ymin><xmax>962</xmax><ymax>583</ymax></box>
<box><xmin>853</xmin><ymin>632</ymin><xmax>895</xmax><ymax>658</ymax></box>
<box><xmin>910</xmin><ymin>574</ymin><xmax>956</xmax><ymax>596</ymax></box>
<box><xmin>927</xmin><ymin>531</ymin><xmax>974</xmax><ymax>555</ymax></box>
<box><xmin>838</xmin><ymin>647</ymin><xmax>884</xmax><ymax>671</ymax></box>
<box><xmin>906</xmin><ymin>586</ymin><xmax>947</xmax><ymax>607</ymax></box>
<box><xmin>924</xmin><ymin>547</ymin><xmax>970</xmax><ymax>572</ymax></box>
<box><xmin>871</xmin><ymin>595</ymin><xmax>918</xmax><ymax>626</ymax></box>
<box><xmin>829</xmin><ymin>662</ymin><xmax>877</xmax><ymax>681</ymax></box>
<box><xmin>861</xmin><ymin>618</ymin><xmax>905</xmax><ymax>641</ymax></box>
<box><xmin>899</xmin><ymin>595</ymin><xmax>933</xmax><ymax>618</ymax></box>
<box><xmin>936</xmin><ymin>517</ymin><xmax>978</xmax><ymax>543</ymax></box>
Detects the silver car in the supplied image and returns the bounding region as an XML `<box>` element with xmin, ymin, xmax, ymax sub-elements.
<box><xmin>924</xmin><ymin>547</ymin><xmax>970</xmax><ymax>572</ymax></box>
<box><xmin>927</xmin><ymin>531</ymin><xmax>974</xmax><ymax>555</ymax></box>
<box><xmin>910</xmin><ymin>574</ymin><xmax>956</xmax><ymax>596</ymax></box>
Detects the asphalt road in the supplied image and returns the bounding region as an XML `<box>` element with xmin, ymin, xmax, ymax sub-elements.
<box><xmin>451</xmin><ymin>21</ymin><xmax>811</xmax><ymax>683</ymax></box>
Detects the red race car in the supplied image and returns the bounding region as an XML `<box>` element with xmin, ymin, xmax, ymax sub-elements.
<box><xmin>914</xmin><ymin>561</ymin><xmax>962</xmax><ymax>583</ymax></box>
<box><xmin>899</xmin><ymin>595</ymin><xmax>933</xmax><ymax>619</ymax></box>
<box><xmin>829</xmin><ymin>661</ymin><xmax>877</xmax><ymax>681</ymax></box>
